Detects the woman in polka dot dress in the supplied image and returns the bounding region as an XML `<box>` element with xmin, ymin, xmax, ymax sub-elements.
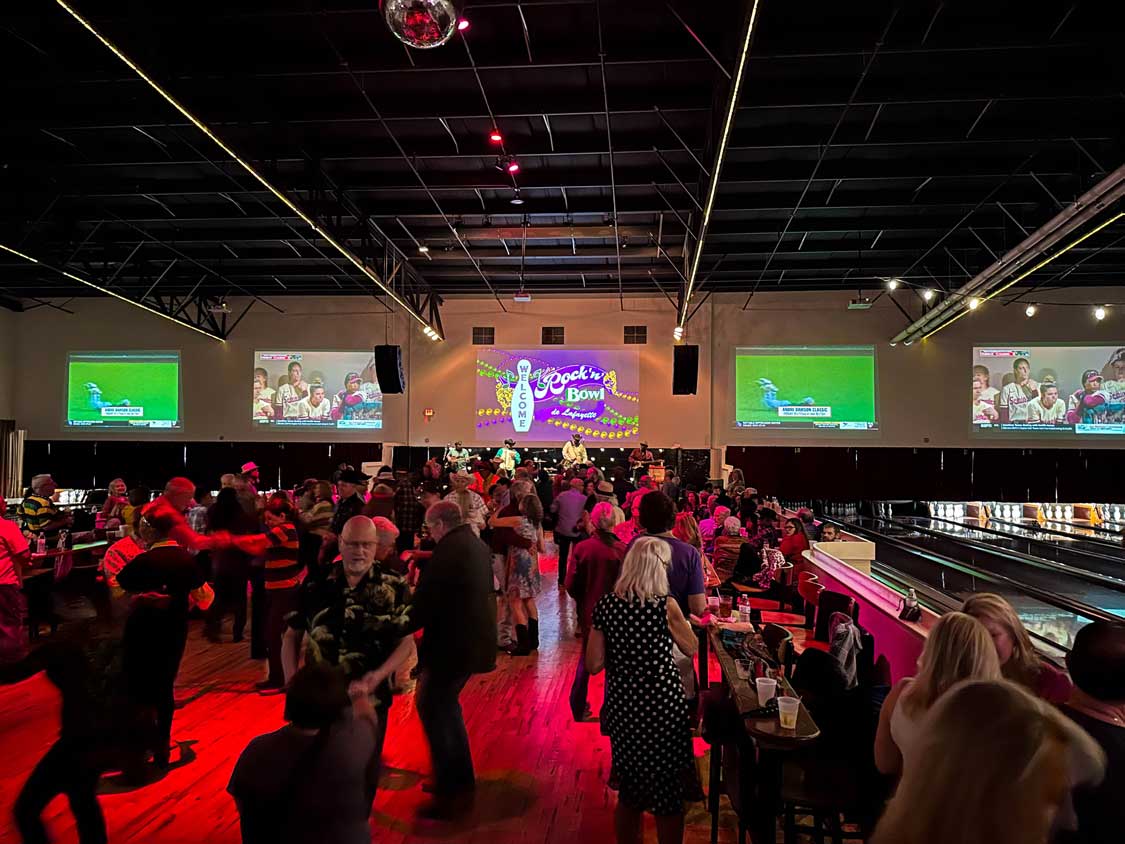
<box><xmin>586</xmin><ymin>536</ymin><xmax>700</xmax><ymax>843</ymax></box>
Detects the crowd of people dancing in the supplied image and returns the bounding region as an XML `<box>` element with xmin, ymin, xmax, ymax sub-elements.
<box><xmin>0</xmin><ymin>451</ymin><xmax>1122</xmax><ymax>844</ymax></box>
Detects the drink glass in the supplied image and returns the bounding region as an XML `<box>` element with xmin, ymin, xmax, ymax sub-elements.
<box><xmin>735</xmin><ymin>659</ymin><xmax>752</xmax><ymax>680</ymax></box>
<box><xmin>718</xmin><ymin>596</ymin><xmax>733</xmax><ymax>619</ymax></box>
<box><xmin>755</xmin><ymin>676</ymin><xmax>777</xmax><ymax>707</ymax></box>
<box><xmin>706</xmin><ymin>596</ymin><xmax>720</xmax><ymax>612</ymax></box>
<box><xmin>777</xmin><ymin>696</ymin><xmax>800</xmax><ymax>730</ymax></box>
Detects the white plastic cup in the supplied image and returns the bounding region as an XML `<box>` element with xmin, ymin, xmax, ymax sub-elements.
<box><xmin>755</xmin><ymin>677</ymin><xmax>778</xmax><ymax>707</ymax></box>
<box><xmin>706</xmin><ymin>596</ymin><xmax>720</xmax><ymax>611</ymax></box>
<box><xmin>777</xmin><ymin>696</ymin><xmax>800</xmax><ymax>729</ymax></box>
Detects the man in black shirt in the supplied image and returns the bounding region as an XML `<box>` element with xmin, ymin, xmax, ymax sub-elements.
<box><xmin>319</xmin><ymin>468</ymin><xmax>369</xmax><ymax>567</ymax></box>
<box><xmin>408</xmin><ymin>500</ymin><xmax>496</xmax><ymax>820</ymax></box>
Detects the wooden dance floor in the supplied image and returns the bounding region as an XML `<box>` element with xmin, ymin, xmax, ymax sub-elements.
<box><xmin>0</xmin><ymin>561</ymin><xmax>738</xmax><ymax>844</ymax></box>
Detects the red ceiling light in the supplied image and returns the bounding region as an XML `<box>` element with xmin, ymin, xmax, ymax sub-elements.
<box><xmin>457</xmin><ymin>18</ymin><xmax>470</xmax><ymax>32</ymax></box>
<box><xmin>488</xmin><ymin>129</ymin><xmax>503</xmax><ymax>143</ymax></box>
<box><xmin>506</xmin><ymin>158</ymin><xmax>520</xmax><ymax>174</ymax></box>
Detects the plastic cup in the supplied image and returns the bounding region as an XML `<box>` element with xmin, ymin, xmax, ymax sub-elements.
<box><xmin>735</xmin><ymin>658</ymin><xmax>753</xmax><ymax>680</ymax></box>
<box><xmin>755</xmin><ymin>677</ymin><xmax>778</xmax><ymax>707</ymax></box>
<box><xmin>718</xmin><ymin>596</ymin><xmax>733</xmax><ymax>619</ymax></box>
<box><xmin>706</xmin><ymin>596</ymin><xmax>720</xmax><ymax>611</ymax></box>
<box><xmin>777</xmin><ymin>696</ymin><xmax>800</xmax><ymax>730</ymax></box>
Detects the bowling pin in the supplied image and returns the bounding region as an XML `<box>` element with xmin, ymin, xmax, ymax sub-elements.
<box><xmin>511</xmin><ymin>359</ymin><xmax>534</xmax><ymax>433</ymax></box>
<box><xmin>1064</xmin><ymin>505</ymin><xmax>1073</xmax><ymax>521</ymax></box>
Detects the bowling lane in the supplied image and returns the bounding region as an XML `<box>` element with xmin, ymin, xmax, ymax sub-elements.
<box><xmin>904</xmin><ymin>517</ymin><xmax>1125</xmax><ymax>584</ymax></box>
<box><xmin>865</xmin><ymin>536</ymin><xmax>1093</xmax><ymax>651</ymax></box>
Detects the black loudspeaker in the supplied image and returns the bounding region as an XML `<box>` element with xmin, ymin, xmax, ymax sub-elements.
<box><xmin>672</xmin><ymin>344</ymin><xmax>699</xmax><ymax>395</ymax></box>
<box><xmin>373</xmin><ymin>345</ymin><xmax>405</xmax><ymax>394</ymax></box>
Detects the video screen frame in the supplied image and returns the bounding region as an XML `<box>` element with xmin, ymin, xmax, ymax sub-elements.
<box><xmin>972</xmin><ymin>343</ymin><xmax>1125</xmax><ymax>436</ymax></box>
<box><xmin>64</xmin><ymin>350</ymin><xmax>183</xmax><ymax>431</ymax></box>
<box><xmin>732</xmin><ymin>344</ymin><xmax>879</xmax><ymax>431</ymax></box>
<box><xmin>252</xmin><ymin>349</ymin><xmax>384</xmax><ymax>430</ymax></box>
<box><xmin>473</xmin><ymin>347</ymin><xmax>640</xmax><ymax>443</ymax></box>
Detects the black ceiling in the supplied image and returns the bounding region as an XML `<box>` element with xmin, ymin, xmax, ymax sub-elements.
<box><xmin>0</xmin><ymin>0</ymin><xmax>1121</xmax><ymax>317</ymax></box>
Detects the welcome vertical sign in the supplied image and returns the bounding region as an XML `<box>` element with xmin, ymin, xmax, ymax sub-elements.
<box><xmin>474</xmin><ymin>348</ymin><xmax>640</xmax><ymax>443</ymax></box>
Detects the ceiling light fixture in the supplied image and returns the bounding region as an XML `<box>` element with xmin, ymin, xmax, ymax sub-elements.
<box><xmin>886</xmin><ymin>278</ymin><xmax>900</xmax><ymax>291</ymax></box>
<box><xmin>506</xmin><ymin>158</ymin><xmax>520</xmax><ymax>174</ymax></box>
<box><xmin>488</xmin><ymin>129</ymin><xmax>503</xmax><ymax>143</ymax></box>
<box><xmin>921</xmin><ymin>288</ymin><xmax>935</xmax><ymax>302</ymax></box>
<box><xmin>509</xmin><ymin>190</ymin><xmax>524</xmax><ymax>206</ymax></box>
<box><xmin>1025</xmin><ymin>304</ymin><xmax>1038</xmax><ymax>318</ymax></box>
<box><xmin>968</xmin><ymin>297</ymin><xmax>980</xmax><ymax>310</ymax></box>
<box><xmin>457</xmin><ymin>18</ymin><xmax>470</xmax><ymax>32</ymax></box>
<box><xmin>1095</xmin><ymin>305</ymin><xmax>1107</xmax><ymax>321</ymax></box>
<box><xmin>417</xmin><ymin>244</ymin><xmax>430</xmax><ymax>254</ymax></box>
<box><xmin>672</xmin><ymin>326</ymin><xmax>684</xmax><ymax>341</ymax></box>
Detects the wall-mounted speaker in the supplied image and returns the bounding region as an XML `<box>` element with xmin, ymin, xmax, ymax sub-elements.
<box><xmin>373</xmin><ymin>345</ymin><xmax>405</xmax><ymax>394</ymax></box>
<box><xmin>672</xmin><ymin>344</ymin><xmax>699</xmax><ymax>395</ymax></box>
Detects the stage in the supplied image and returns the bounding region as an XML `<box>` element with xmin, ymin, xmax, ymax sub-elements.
<box><xmin>0</xmin><ymin>558</ymin><xmax>736</xmax><ymax>843</ymax></box>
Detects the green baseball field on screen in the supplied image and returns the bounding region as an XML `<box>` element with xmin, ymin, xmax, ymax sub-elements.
<box><xmin>735</xmin><ymin>352</ymin><xmax>876</xmax><ymax>423</ymax></box>
<box><xmin>66</xmin><ymin>360</ymin><xmax>181</xmax><ymax>423</ymax></box>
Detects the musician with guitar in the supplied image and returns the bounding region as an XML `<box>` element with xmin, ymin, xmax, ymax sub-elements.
<box><xmin>627</xmin><ymin>442</ymin><xmax>654</xmax><ymax>483</ymax></box>
<box><xmin>560</xmin><ymin>433</ymin><xmax>588</xmax><ymax>471</ymax></box>
<box><xmin>444</xmin><ymin>441</ymin><xmax>474</xmax><ymax>474</ymax></box>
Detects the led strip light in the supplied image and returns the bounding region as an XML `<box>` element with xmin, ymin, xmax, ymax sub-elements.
<box><xmin>0</xmin><ymin>242</ymin><xmax>226</xmax><ymax>341</ymax></box>
<box><xmin>678</xmin><ymin>0</ymin><xmax>762</xmax><ymax>329</ymax></box>
<box><xmin>918</xmin><ymin>212</ymin><xmax>1125</xmax><ymax>342</ymax></box>
<box><xmin>54</xmin><ymin>0</ymin><xmax>443</xmax><ymax>340</ymax></box>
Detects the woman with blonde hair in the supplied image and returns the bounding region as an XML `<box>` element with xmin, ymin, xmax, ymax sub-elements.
<box><xmin>962</xmin><ymin>592</ymin><xmax>1073</xmax><ymax>704</ymax></box>
<box><xmin>586</xmin><ymin>536</ymin><xmax>699</xmax><ymax>843</ymax></box>
<box><xmin>872</xmin><ymin>679</ymin><xmax>1105</xmax><ymax>844</ymax></box>
<box><xmin>875</xmin><ymin>611</ymin><xmax>1001</xmax><ymax>777</ymax></box>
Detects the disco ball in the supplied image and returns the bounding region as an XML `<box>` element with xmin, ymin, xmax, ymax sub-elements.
<box><xmin>382</xmin><ymin>0</ymin><xmax>458</xmax><ymax>50</ymax></box>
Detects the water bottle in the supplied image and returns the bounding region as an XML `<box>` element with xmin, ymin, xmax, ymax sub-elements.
<box><xmin>36</xmin><ymin>533</ymin><xmax>47</xmax><ymax>555</ymax></box>
<box><xmin>899</xmin><ymin>587</ymin><xmax>922</xmax><ymax>621</ymax></box>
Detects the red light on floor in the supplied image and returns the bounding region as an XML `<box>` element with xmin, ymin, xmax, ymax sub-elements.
<box><xmin>507</xmin><ymin>160</ymin><xmax>520</xmax><ymax>174</ymax></box>
<box><xmin>489</xmin><ymin>129</ymin><xmax>503</xmax><ymax>143</ymax></box>
<box><xmin>457</xmin><ymin>18</ymin><xmax>470</xmax><ymax>31</ymax></box>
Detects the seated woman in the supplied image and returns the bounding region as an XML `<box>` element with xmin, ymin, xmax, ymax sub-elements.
<box><xmin>875</xmin><ymin>612</ymin><xmax>1001</xmax><ymax>778</ymax></box>
<box><xmin>778</xmin><ymin>517</ymin><xmax>811</xmax><ymax>568</ymax></box>
<box><xmin>871</xmin><ymin>679</ymin><xmax>1104</xmax><ymax>844</ymax></box>
<box><xmin>961</xmin><ymin>592</ymin><xmax>1073</xmax><ymax>705</ymax></box>
<box><xmin>711</xmin><ymin>516</ymin><xmax>747</xmax><ymax>581</ymax></box>
<box><xmin>97</xmin><ymin>477</ymin><xmax>128</xmax><ymax>531</ymax></box>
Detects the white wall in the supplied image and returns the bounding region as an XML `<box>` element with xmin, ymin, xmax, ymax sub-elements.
<box><xmin>6</xmin><ymin>289</ymin><xmax>1123</xmax><ymax>450</ymax></box>
<box><xmin>10</xmin><ymin>297</ymin><xmax>412</xmax><ymax>442</ymax></box>
<box><xmin>5</xmin><ymin>294</ymin><xmax>713</xmax><ymax>448</ymax></box>
<box><xmin>0</xmin><ymin>308</ymin><xmax>15</xmax><ymax>419</ymax></box>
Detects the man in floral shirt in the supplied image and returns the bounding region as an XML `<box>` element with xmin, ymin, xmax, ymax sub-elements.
<box><xmin>283</xmin><ymin>516</ymin><xmax>412</xmax><ymax>775</ymax></box>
